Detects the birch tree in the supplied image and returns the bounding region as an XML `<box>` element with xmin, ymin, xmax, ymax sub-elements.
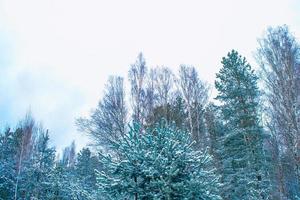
<box><xmin>128</xmin><ymin>53</ymin><xmax>148</xmax><ymax>126</ymax></box>
<box><xmin>256</xmin><ymin>25</ymin><xmax>300</xmax><ymax>199</ymax></box>
<box><xmin>177</xmin><ymin>65</ymin><xmax>209</xmax><ymax>149</ymax></box>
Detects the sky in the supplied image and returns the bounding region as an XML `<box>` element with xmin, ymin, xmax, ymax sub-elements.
<box><xmin>0</xmin><ymin>0</ymin><xmax>299</xmax><ymax>152</ymax></box>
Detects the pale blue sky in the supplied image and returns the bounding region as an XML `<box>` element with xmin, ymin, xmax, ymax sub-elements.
<box><xmin>0</xmin><ymin>0</ymin><xmax>299</xmax><ymax>151</ymax></box>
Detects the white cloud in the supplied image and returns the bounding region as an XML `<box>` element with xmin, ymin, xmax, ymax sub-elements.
<box><xmin>0</xmin><ymin>0</ymin><xmax>299</xmax><ymax>151</ymax></box>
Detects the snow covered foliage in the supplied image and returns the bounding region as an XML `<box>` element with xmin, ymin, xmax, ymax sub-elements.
<box><xmin>0</xmin><ymin>116</ymin><xmax>99</xmax><ymax>200</ymax></box>
<box><xmin>97</xmin><ymin>121</ymin><xmax>222</xmax><ymax>199</ymax></box>
<box><xmin>1</xmin><ymin>25</ymin><xmax>300</xmax><ymax>200</ymax></box>
<box><xmin>48</xmin><ymin>145</ymin><xmax>100</xmax><ymax>200</ymax></box>
<box><xmin>0</xmin><ymin>116</ymin><xmax>57</xmax><ymax>199</ymax></box>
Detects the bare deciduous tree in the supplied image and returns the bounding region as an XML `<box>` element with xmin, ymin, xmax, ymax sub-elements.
<box><xmin>128</xmin><ymin>53</ymin><xmax>148</xmax><ymax>126</ymax></box>
<box><xmin>144</xmin><ymin>68</ymin><xmax>156</xmax><ymax>125</ymax></box>
<box><xmin>77</xmin><ymin>76</ymin><xmax>127</xmax><ymax>149</ymax></box>
<box><xmin>62</xmin><ymin>141</ymin><xmax>76</xmax><ymax>168</ymax></box>
<box><xmin>153</xmin><ymin>67</ymin><xmax>174</xmax><ymax>106</ymax></box>
<box><xmin>177</xmin><ymin>65</ymin><xmax>209</xmax><ymax>149</ymax></box>
<box><xmin>14</xmin><ymin>113</ymin><xmax>35</xmax><ymax>200</ymax></box>
<box><xmin>256</xmin><ymin>25</ymin><xmax>300</xmax><ymax>199</ymax></box>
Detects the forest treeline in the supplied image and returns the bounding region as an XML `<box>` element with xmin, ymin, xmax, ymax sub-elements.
<box><xmin>0</xmin><ymin>25</ymin><xmax>299</xmax><ymax>199</ymax></box>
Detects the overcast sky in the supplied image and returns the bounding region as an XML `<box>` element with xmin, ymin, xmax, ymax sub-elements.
<box><xmin>0</xmin><ymin>0</ymin><xmax>299</xmax><ymax>151</ymax></box>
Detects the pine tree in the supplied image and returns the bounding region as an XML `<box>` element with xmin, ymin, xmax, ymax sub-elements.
<box><xmin>97</xmin><ymin>122</ymin><xmax>221</xmax><ymax>199</ymax></box>
<box><xmin>215</xmin><ymin>50</ymin><xmax>270</xmax><ymax>199</ymax></box>
<box><xmin>49</xmin><ymin>142</ymin><xmax>90</xmax><ymax>200</ymax></box>
<box><xmin>49</xmin><ymin>147</ymin><xmax>94</xmax><ymax>200</ymax></box>
<box><xmin>48</xmin><ymin>162</ymin><xmax>84</xmax><ymax>200</ymax></box>
<box><xmin>146</xmin><ymin>95</ymin><xmax>189</xmax><ymax>131</ymax></box>
<box><xmin>0</xmin><ymin>116</ymin><xmax>57</xmax><ymax>200</ymax></box>
<box><xmin>0</xmin><ymin>128</ymin><xmax>17</xmax><ymax>199</ymax></box>
<box><xmin>204</xmin><ymin>103</ymin><xmax>225</xmax><ymax>177</ymax></box>
<box><xmin>20</xmin><ymin>128</ymin><xmax>56</xmax><ymax>199</ymax></box>
<box><xmin>75</xmin><ymin>148</ymin><xmax>100</xmax><ymax>198</ymax></box>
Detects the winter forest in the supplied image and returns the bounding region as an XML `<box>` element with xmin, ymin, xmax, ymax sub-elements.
<box><xmin>0</xmin><ymin>25</ymin><xmax>300</xmax><ymax>199</ymax></box>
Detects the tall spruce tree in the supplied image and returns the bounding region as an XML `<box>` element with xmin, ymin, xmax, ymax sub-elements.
<box><xmin>215</xmin><ymin>50</ymin><xmax>270</xmax><ymax>199</ymax></box>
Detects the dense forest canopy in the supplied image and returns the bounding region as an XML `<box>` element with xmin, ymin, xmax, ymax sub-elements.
<box><xmin>1</xmin><ymin>25</ymin><xmax>300</xmax><ymax>199</ymax></box>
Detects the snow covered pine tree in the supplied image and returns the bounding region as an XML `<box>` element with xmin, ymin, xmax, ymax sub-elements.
<box><xmin>97</xmin><ymin>121</ymin><xmax>221</xmax><ymax>199</ymax></box>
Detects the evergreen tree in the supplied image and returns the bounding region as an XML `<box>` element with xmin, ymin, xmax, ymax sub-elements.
<box><xmin>75</xmin><ymin>148</ymin><xmax>100</xmax><ymax>198</ymax></box>
<box><xmin>146</xmin><ymin>95</ymin><xmax>188</xmax><ymax>131</ymax></box>
<box><xmin>215</xmin><ymin>50</ymin><xmax>270</xmax><ymax>199</ymax></box>
<box><xmin>0</xmin><ymin>115</ymin><xmax>57</xmax><ymax>200</ymax></box>
<box><xmin>48</xmin><ymin>142</ymin><xmax>91</xmax><ymax>200</ymax></box>
<box><xmin>0</xmin><ymin>128</ymin><xmax>17</xmax><ymax>199</ymax></box>
<box><xmin>48</xmin><ymin>162</ymin><xmax>85</xmax><ymax>200</ymax></box>
<box><xmin>97</xmin><ymin>122</ymin><xmax>221</xmax><ymax>199</ymax></box>
<box><xmin>204</xmin><ymin>103</ymin><xmax>225</xmax><ymax>177</ymax></box>
<box><xmin>20</xmin><ymin>128</ymin><xmax>56</xmax><ymax>199</ymax></box>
